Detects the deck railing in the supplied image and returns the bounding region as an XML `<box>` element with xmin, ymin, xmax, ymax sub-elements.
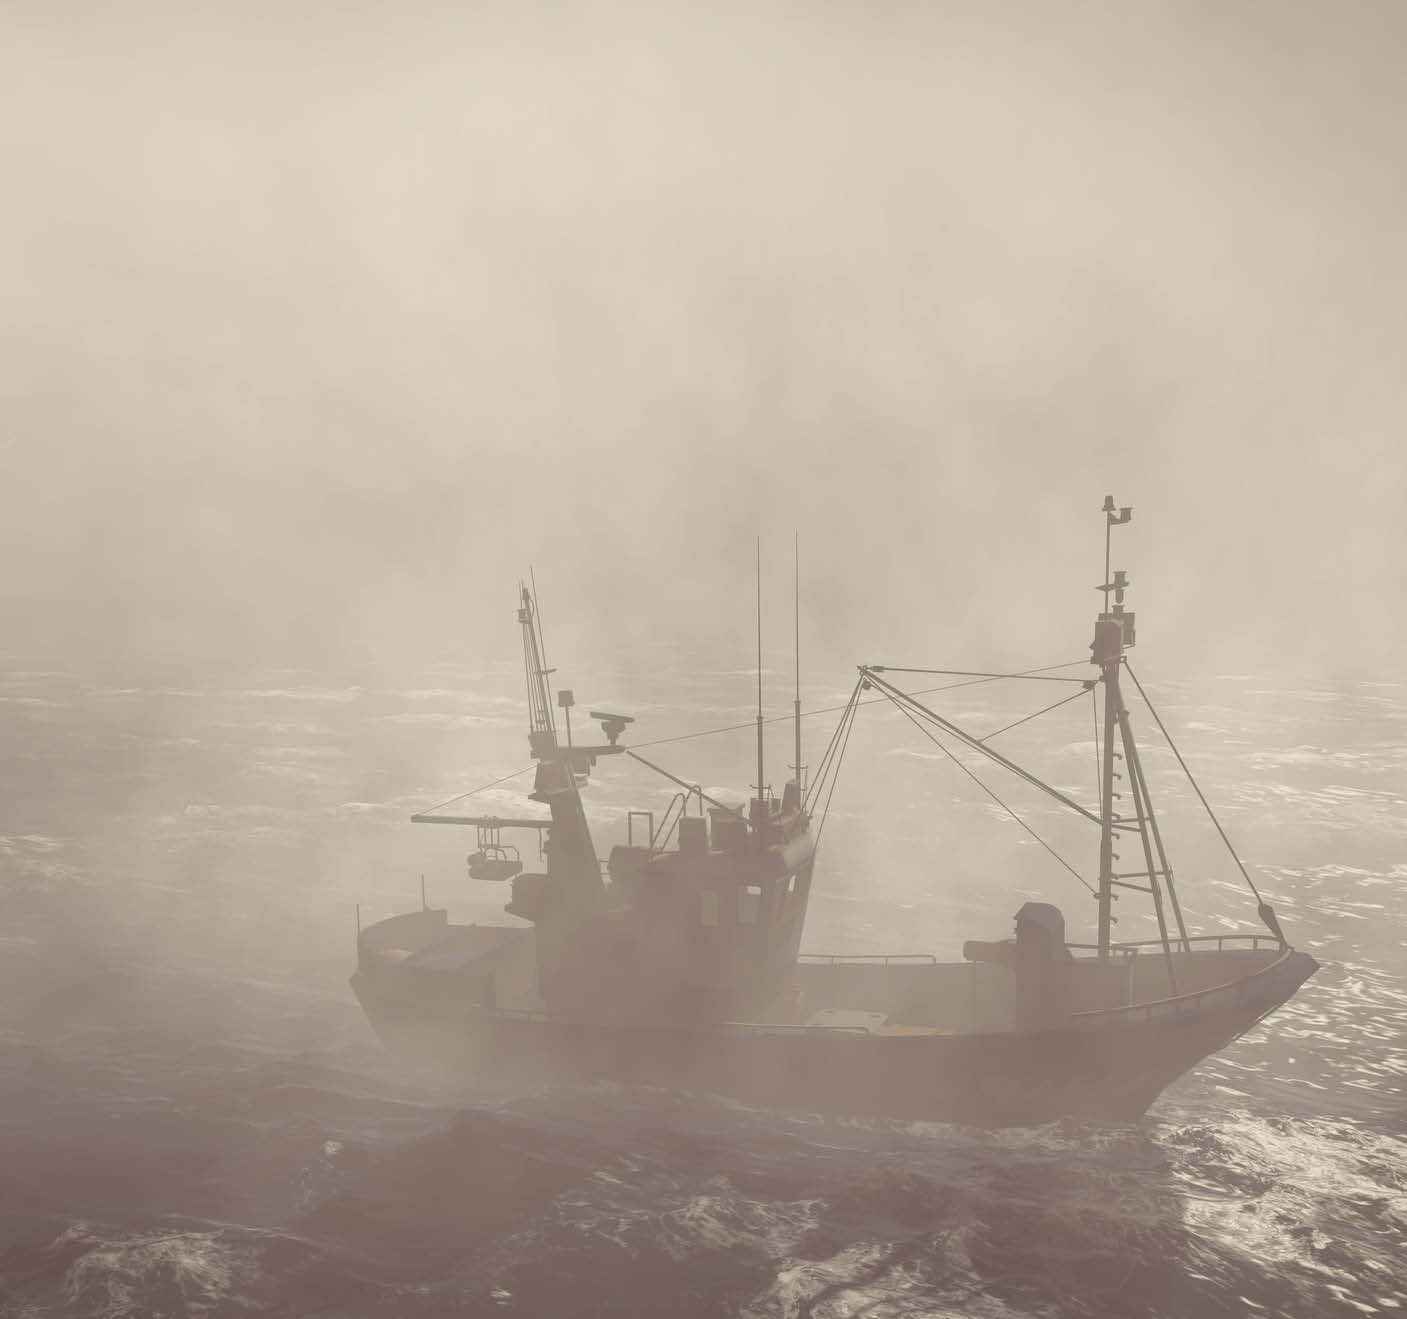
<box><xmin>1067</xmin><ymin>933</ymin><xmax>1281</xmax><ymax>957</ymax></box>
<box><xmin>803</xmin><ymin>935</ymin><xmax>1279</xmax><ymax>967</ymax></box>
<box><xmin>797</xmin><ymin>953</ymin><xmax>940</xmax><ymax>966</ymax></box>
<box><xmin>1120</xmin><ymin>933</ymin><xmax>1281</xmax><ymax>953</ymax></box>
<box><xmin>1072</xmin><ymin>945</ymin><xmax>1294</xmax><ymax>1025</ymax></box>
<box><xmin>489</xmin><ymin>1005</ymin><xmax>875</xmax><ymax>1035</ymax></box>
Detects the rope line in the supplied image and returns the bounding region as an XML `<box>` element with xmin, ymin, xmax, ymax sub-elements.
<box><xmin>1122</xmin><ymin>662</ymin><xmax>1265</xmax><ymax>904</ymax></box>
<box><xmin>628</xmin><ymin>660</ymin><xmax>1091</xmax><ymax>751</ymax></box>
<box><xmin>812</xmin><ymin>681</ymin><xmax>864</xmax><ymax>849</ymax></box>
<box><xmin>805</xmin><ymin>677</ymin><xmax>862</xmax><ymax>813</ymax></box>
<box><xmin>419</xmin><ymin>764</ymin><xmax>536</xmax><ymax>816</ymax></box>
<box><xmin>803</xmin><ymin>694</ymin><xmax>851</xmax><ymax>815</ymax></box>
<box><xmin>888</xmin><ymin>698</ymin><xmax>1096</xmax><ymax>895</ymax></box>
<box><xmin>874</xmin><ymin>663</ymin><xmax>1092</xmax><ymax>684</ymax></box>
<box><xmin>415</xmin><ymin>659</ymin><xmax>1088</xmax><ymax>818</ymax></box>
<box><xmin>865</xmin><ymin>670</ymin><xmax>1102</xmax><ymax>824</ymax></box>
<box><xmin>979</xmin><ymin>686</ymin><xmax>1091</xmax><ymax>743</ymax></box>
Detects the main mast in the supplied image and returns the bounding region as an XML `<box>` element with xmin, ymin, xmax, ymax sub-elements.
<box><xmin>1092</xmin><ymin>499</ymin><xmax>1187</xmax><ymax>975</ymax></box>
<box><xmin>1093</xmin><ymin>499</ymin><xmax>1131</xmax><ymax>955</ymax></box>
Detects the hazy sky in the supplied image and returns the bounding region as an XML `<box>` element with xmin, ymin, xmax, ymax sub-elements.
<box><xmin>4</xmin><ymin>2</ymin><xmax>1404</xmax><ymax>682</ymax></box>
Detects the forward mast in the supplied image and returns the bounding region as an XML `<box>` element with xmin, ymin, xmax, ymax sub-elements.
<box><xmin>1091</xmin><ymin>498</ymin><xmax>1189</xmax><ymax>979</ymax></box>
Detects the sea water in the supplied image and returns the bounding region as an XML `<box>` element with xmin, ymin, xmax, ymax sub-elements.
<box><xmin>0</xmin><ymin>650</ymin><xmax>1402</xmax><ymax>1317</ymax></box>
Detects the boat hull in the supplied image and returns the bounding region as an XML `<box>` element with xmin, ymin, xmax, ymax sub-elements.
<box><xmin>351</xmin><ymin>949</ymin><xmax>1317</xmax><ymax>1126</ymax></box>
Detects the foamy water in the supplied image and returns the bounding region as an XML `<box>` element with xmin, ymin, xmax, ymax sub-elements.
<box><xmin>0</xmin><ymin>654</ymin><xmax>1402</xmax><ymax>1317</ymax></box>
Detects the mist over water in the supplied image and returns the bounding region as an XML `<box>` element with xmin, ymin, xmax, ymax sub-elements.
<box><xmin>1</xmin><ymin>651</ymin><xmax>1404</xmax><ymax>1317</ymax></box>
<box><xmin>3</xmin><ymin>2</ymin><xmax>1406</xmax><ymax>1316</ymax></box>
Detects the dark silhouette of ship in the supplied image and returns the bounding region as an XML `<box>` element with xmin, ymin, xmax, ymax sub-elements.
<box><xmin>352</xmin><ymin>506</ymin><xmax>1316</xmax><ymax>1125</ymax></box>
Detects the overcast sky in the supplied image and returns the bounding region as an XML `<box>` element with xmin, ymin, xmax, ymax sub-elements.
<box><xmin>4</xmin><ymin>2</ymin><xmax>1403</xmax><ymax>684</ymax></box>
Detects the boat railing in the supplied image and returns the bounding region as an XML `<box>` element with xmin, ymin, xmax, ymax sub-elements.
<box><xmin>724</xmin><ymin>1020</ymin><xmax>875</xmax><ymax>1036</ymax></box>
<box><xmin>1074</xmin><ymin>945</ymin><xmax>1296</xmax><ymax>1026</ymax></box>
<box><xmin>649</xmin><ymin>792</ymin><xmax>688</xmax><ymax>851</ymax></box>
<box><xmin>1119</xmin><ymin>933</ymin><xmax>1282</xmax><ymax>953</ymax></box>
<box><xmin>1066</xmin><ymin>943</ymin><xmax>1139</xmax><ymax>959</ymax></box>
<box><xmin>802</xmin><ymin>939</ymin><xmax>1278</xmax><ymax>964</ymax></box>
<box><xmin>1067</xmin><ymin>933</ymin><xmax>1281</xmax><ymax>958</ymax></box>
<box><xmin>798</xmin><ymin>953</ymin><xmax>940</xmax><ymax>966</ymax></box>
<box><xmin>489</xmin><ymin>1006</ymin><xmax>875</xmax><ymax>1035</ymax></box>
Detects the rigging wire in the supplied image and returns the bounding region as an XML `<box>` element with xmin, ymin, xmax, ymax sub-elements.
<box><xmin>886</xmin><ymin>696</ymin><xmax>1096</xmax><ymax>895</ymax></box>
<box><xmin>873</xmin><ymin>665</ymin><xmax>1091</xmax><ymax>683</ymax></box>
<box><xmin>979</xmin><ymin>686</ymin><xmax>1092</xmax><ymax>743</ymax></box>
<box><xmin>804</xmin><ymin>677</ymin><xmax>863</xmax><ymax>816</ymax></box>
<box><xmin>412</xmin><ymin>658</ymin><xmax>1278</xmax><ymax>943</ymax></box>
<box><xmin>864</xmin><ymin>670</ymin><xmax>1101</xmax><ymax>824</ymax></box>
<box><xmin>1122</xmin><ymin>661</ymin><xmax>1268</xmax><ymax>907</ymax></box>
<box><xmin>529</xmin><ymin>566</ymin><xmax>550</xmax><ymax>682</ymax></box>
<box><xmin>813</xmin><ymin>698</ymin><xmax>859</xmax><ymax>848</ymax></box>
<box><xmin>631</xmin><ymin>660</ymin><xmax>1091</xmax><ymax>752</ymax></box>
<box><xmin>625</xmin><ymin>749</ymin><xmax>745</xmax><ymax>818</ymax></box>
<box><xmin>416</xmin><ymin>674</ymin><xmax>871</xmax><ymax>821</ymax></box>
<box><xmin>415</xmin><ymin>659</ymin><xmax>1089</xmax><ymax>819</ymax></box>
<box><xmin>419</xmin><ymin>764</ymin><xmax>536</xmax><ymax>817</ymax></box>
<box><xmin>804</xmin><ymin>678</ymin><xmax>860</xmax><ymax>815</ymax></box>
<box><xmin>1090</xmin><ymin>683</ymin><xmax>1103</xmax><ymax>815</ymax></box>
<box><xmin>810</xmin><ymin>679</ymin><xmax>864</xmax><ymax>847</ymax></box>
<box><xmin>803</xmin><ymin>721</ymin><xmax>843</xmax><ymax>819</ymax></box>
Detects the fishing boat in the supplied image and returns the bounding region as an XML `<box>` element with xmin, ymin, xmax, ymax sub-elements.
<box><xmin>351</xmin><ymin>504</ymin><xmax>1316</xmax><ymax>1125</ymax></box>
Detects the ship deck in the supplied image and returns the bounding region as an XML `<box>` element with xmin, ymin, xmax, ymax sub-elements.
<box><xmin>356</xmin><ymin>909</ymin><xmax>1291</xmax><ymax>1035</ymax></box>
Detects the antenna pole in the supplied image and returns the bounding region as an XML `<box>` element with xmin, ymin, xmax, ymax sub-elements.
<box><xmin>1104</xmin><ymin>520</ymin><xmax>1112</xmax><ymax>617</ymax></box>
<box><xmin>793</xmin><ymin>532</ymin><xmax>802</xmax><ymax>793</ymax></box>
<box><xmin>755</xmin><ymin>538</ymin><xmax>765</xmax><ymax>808</ymax></box>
